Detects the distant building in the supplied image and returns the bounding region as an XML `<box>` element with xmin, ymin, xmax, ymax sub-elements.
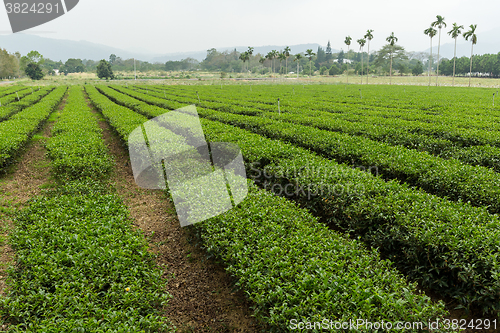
<box><xmin>333</xmin><ymin>59</ymin><xmax>353</xmax><ymax>64</ymax></box>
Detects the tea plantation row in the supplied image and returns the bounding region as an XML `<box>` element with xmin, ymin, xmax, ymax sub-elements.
<box><xmin>85</xmin><ymin>84</ymin><xmax>452</xmax><ymax>331</ymax></box>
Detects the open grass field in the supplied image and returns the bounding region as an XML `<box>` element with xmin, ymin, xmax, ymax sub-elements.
<box><xmin>1</xmin><ymin>81</ymin><xmax>500</xmax><ymax>332</ymax></box>
<box><xmin>6</xmin><ymin>72</ymin><xmax>500</xmax><ymax>89</ymax></box>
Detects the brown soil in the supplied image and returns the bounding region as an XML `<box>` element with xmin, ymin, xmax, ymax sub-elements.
<box><xmin>87</xmin><ymin>97</ymin><xmax>262</xmax><ymax>332</ymax></box>
<box><xmin>0</xmin><ymin>94</ymin><xmax>66</xmax><ymax>296</ymax></box>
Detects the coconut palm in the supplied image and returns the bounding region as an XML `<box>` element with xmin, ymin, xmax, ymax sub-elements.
<box><xmin>271</xmin><ymin>50</ymin><xmax>278</xmax><ymax>74</ymax></box>
<box><xmin>431</xmin><ymin>15</ymin><xmax>447</xmax><ymax>86</ymax></box>
<box><xmin>357</xmin><ymin>38</ymin><xmax>366</xmax><ymax>84</ymax></box>
<box><xmin>447</xmin><ymin>23</ymin><xmax>464</xmax><ymax>86</ymax></box>
<box><xmin>386</xmin><ymin>32</ymin><xmax>398</xmax><ymax>85</ymax></box>
<box><xmin>463</xmin><ymin>24</ymin><xmax>478</xmax><ymax>87</ymax></box>
<box><xmin>247</xmin><ymin>46</ymin><xmax>254</xmax><ymax>72</ymax></box>
<box><xmin>294</xmin><ymin>53</ymin><xmax>302</xmax><ymax>78</ymax></box>
<box><xmin>364</xmin><ymin>29</ymin><xmax>374</xmax><ymax>84</ymax></box>
<box><xmin>239</xmin><ymin>51</ymin><xmax>248</xmax><ymax>73</ymax></box>
<box><xmin>266</xmin><ymin>52</ymin><xmax>273</xmax><ymax>74</ymax></box>
<box><xmin>424</xmin><ymin>27</ymin><xmax>437</xmax><ymax>86</ymax></box>
<box><xmin>284</xmin><ymin>46</ymin><xmax>291</xmax><ymax>76</ymax></box>
<box><xmin>344</xmin><ymin>36</ymin><xmax>352</xmax><ymax>83</ymax></box>
<box><xmin>305</xmin><ymin>49</ymin><xmax>315</xmax><ymax>76</ymax></box>
<box><xmin>278</xmin><ymin>51</ymin><xmax>286</xmax><ymax>76</ymax></box>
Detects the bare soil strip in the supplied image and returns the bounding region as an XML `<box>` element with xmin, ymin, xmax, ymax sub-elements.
<box><xmin>88</xmin><ymin>97</ymin><xmax>261</xmax><ymax>332</ymax></box>
<box><xmin>0</xmin><ymin>95</ymin><xmax>66</xmax><ymax>296</ymax></box>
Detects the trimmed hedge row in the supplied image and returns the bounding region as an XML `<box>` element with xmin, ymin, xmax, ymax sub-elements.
<box><xmin>0</xmin><ymin>87</ymin><xmax>54</xmax><ymax>121</ymax></box>
<box><xmin>106</xmin><ymin>87</ymin><xmax>500</xmax><ymax>215</ymax></box>
<box><xmin>195</xmin><ymin>183</ymin><xmax>449</xmax><ymax>332</ymax></box>
<box><xmin>46</xmin><ymin>86</ymin><xmax>113</xmax><ymax>180</ymax></box>
<box><xmin>0</xmin><ymin>86</ymin><xmax>22</xmax><ymax>98</ymax></box>
<box><xmin>196</xmin><ymin>117</ymin><xmax>500</xmax><ymax>315</ymax></box>
<box><xmin>0</xmin><ymin>85</ymin><xmax>172</xmax><ymax>331</ymax></box>
<box><xmin>0</xmin><ymin>87</ymin><xmax>33</xmax><ymax>107</ymax></box>
<box><xmin>84</xmin><ymin>85</ymin><xmax>149</xmax><ymax>142</ymax></box>
<box><xmin>0</xmin><ymin>86</ymin><xmax>65</xmax><ymax>168</ymax></box>
<box><xmin>136</xmin><ymin>86</ymin><xmax>500</xmax><ymax>173</ymax></box>
<box><xmin>90</xmin><ymin>86</ymin><xmax>500</xmax><ymax>314</ymax></box>
<box><xmin>0</xmin><ymin>181</ymin><xmax>172</xmax><ymax>331</ymax></box>
<box><xmin>87</xmin><ymin>87</ymin><xmax>451</xmax><ymax>331</ymax></box>
<box><xmin>193</xmin><ymin>107</ymin><xmax>500</xmax><ymax>215</ymax></box>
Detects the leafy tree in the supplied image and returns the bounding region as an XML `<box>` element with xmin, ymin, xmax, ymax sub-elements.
<box><xmin>386</xmin><ymin>32</ymin><xmax>398</xmax><ymax>84</ymax></box>
<box><xmin>109</xmin><ymin>54</ymin><xmax>117</xmax><ymax>65</ymax></box>
<box><xmin>325</xmin><ymin>41</ymin><xmax>332</xmax><ymax>62</ymax></box>
<box><xmin>305</xmin><ymin>49</ymin><xmax>315</xmax><ymax>76</ymax></box>
<box><xmin>447</xmin><ymin>23</ymin><xmax>464</xmax><ymax>86</ymax></box>
<box><xmin>463</xmin><ymin>24</ymin><xmax>478</xmax><ymax>87</ymax></box>
<box><xmin>44</xmin><ymin>58</ymin><xmax>62</xmax><ymax>73</ymax></box>
<box><xmin>431</xmin><ymin>15</ymin><xmax>446</xmax><ymax>85</ymax></box>
<box><xmin>337</xmin><ymin>50</ymin><xmax>344</xmax><ymax>65</ymax></box>
<box><xmin>0</xmin><ymin>48</ymin><xmax>20</xmax><ymax>78</ymax></box>
<box><xmin>96</xmin><ymin>59</ymin><xmax>114</xmax><ymax>79</ymax></box>
<box><xmin>344</xmin><ymin>36</ymin><xmax>352</xmax><ymax>83</ymax></box>
<box><xmin>397</xmin><ymin>62</ymin><xmax>408</xmax><ymax>75</ymax></box>
<box><xmin>329</xmin><ymin>64</ymin><xmax>340</xmax><ymax>75</ymax></box>
<box><xmin>357</xmin><ymin>38</ymin><xmax>366</xmax><ymax>82</ymax></box>
<box><xmin>60</xmin><ymin>58</ymin><xmax>85</xmax><ymax>75</ymax></box>
<box><xmin>20</xmin><ymin>50</ymin><xmax>44</xmax><ymax>76</ymax></box>
<box><xmin>25</xmin><ymin>63</ymin><xmax>44</xmax><ymax>80</ymax></box>
<box><xmin>319</xmin><ymin>66</ymin><xmax>328</xmax><ymax>75</ymax></box>
<box><xmin>315</xmin><ymin>46</ymin><xmax>326</xmax><ymax>69</ymax></box>
<box><xmin>364</xmin><ymin>29</ymin><xmax>374</xmax><ymax>83</ymax></box>
<box><xmin>412</xmin><ymin>61</ymin><xmax>424</xmax><ymax>75</ymax></box>
<box><xmin>424</xmin><ymin>27</ymin><xmax>437</xmax><ymax>86</ymax></box>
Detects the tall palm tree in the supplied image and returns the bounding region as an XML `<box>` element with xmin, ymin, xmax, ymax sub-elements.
<box><xmin>247</xmin><ymin>46</ymin><xmax>254</xmax><ymax>72</ymax></box>
<box><xmin>305</xmin><ymin>49</ymin><xmax>315</xmax><ymax>76</ymax></box>
<box><xmin>294</xmin><ymin>54</ymin><xmax>302</xmax><ymax>79</ymax></box>
<box><xmin>357</xmin><ymin>38</ymin><xmax>366</xmax><ymax>84</ymax></box>
<box><xmin>364</xmin><ymin>29</ymin><xmax>374</xmax><ymax>84</ymax></box>
<box><xmin>386</xmin><ymin>32</ymin><xmax>398</xmax><ymax>85</ymax></box>
<box><xmin>278</xmin><ymin>51</ymin><xmax>286</xmax><ymax>76</ymax></box>
<box><xmin>239</xmin><ymin>51</ymin><xmax>248</xmax><ymax>73</ymax></box>
<box><xmin>272</xmin><ymin>50</ymin><xmax>278</xmax><ymax>74</ymax></box>
<box><xmin>463</xmin><ymin>24</ymin><xmax>478</xmax><ymax>87</ymax></box>
<box><xmin>424</xmin><ymin>27</ymin><xmax>437</xmax><ymax>86</ymax></box>
<box><xmin>344</xmin><ymin>36</ymin><xmax>352</xmax><ymax>83</ymax></box>
<box><xmin>431</xmin><ymin>15</ymin><xmax>447</xmax><ymax>86</ymax></box>
<box><xmin>266</xmin><ymin>52</ymin><xmax>273</xmax><ymax>74</ymax></box>
<box><xmin>447</xmin><ymin>23</ymin><xmax>464</xmax><ymax>86</ymax></box>
<box><xmin>284</xmin><ymin>46</ymin><xmax>291</xmax><ymax>77</ymax></box>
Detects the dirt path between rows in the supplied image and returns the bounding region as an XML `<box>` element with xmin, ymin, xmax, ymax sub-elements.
<box><xmin>0</xmin><ymin>94</ymin><xmax>66</xmax><ymax>296</ymax></box>
<box><xmin>88</xmin><ymin>97</ymin><xmax>262</xmax><ymax>332</ymax></box>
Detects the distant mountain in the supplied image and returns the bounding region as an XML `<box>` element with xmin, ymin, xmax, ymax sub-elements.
<box><xmin>0</xmin><ymin>35</ymin><xmax>339</xmax><ymax>63</ymax></box>
<box><xmin>149</xmin><ymin>44</ymin><xmax>339</xmax><ymax>62</ymax></box>
<box><xmin>0</xmin><ymin>33</ymin><xmax>154</xmax><ymax>62</ymax></box>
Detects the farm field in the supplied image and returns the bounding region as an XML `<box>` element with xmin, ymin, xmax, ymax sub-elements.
<box><xmin>1</xmin><ymin>82</ymin><xmax>500</xmax><ymax>332</ymax></box>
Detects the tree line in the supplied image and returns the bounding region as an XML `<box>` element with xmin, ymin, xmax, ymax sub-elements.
<box><xmin>0</xmin><ymin>15</ymin><xmax>488</xmax><ymax>85</ymax></box>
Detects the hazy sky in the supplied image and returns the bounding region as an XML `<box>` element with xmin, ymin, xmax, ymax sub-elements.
<box><xmin>1</xmin><ymin>0</ymin><xmax>499</xmax><ymax>55</ymax></box>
